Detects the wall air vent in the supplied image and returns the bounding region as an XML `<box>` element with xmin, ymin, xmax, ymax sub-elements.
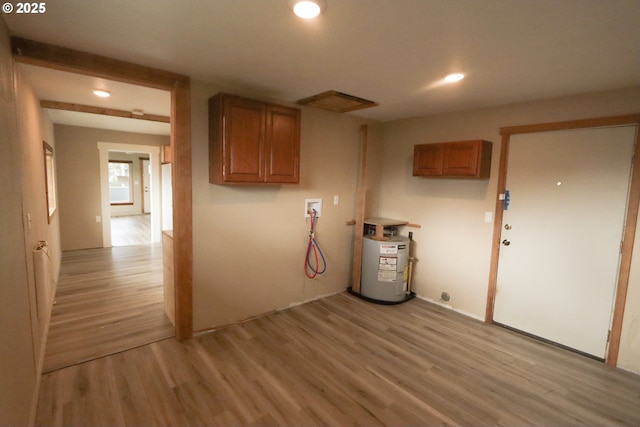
<box><xmin>296</xmin><ymin>90</ymin><xmax>379</xmax><ymax>113</ymax></box>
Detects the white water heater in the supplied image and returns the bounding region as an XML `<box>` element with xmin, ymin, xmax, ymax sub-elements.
<box><xmin>360</xmin><ymin>235</ymin><xmax>410</xmax><ymax>303</ymax></box>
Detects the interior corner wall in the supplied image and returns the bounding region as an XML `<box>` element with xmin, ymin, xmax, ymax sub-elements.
<box><xmin>377</xmin><ymin>86</ymin><xmax>640</xmax><ymax>374</ymax></box>
<box><xmin>190</xmin><ymin>80</ymin><xmax>382</xmax><ymax>331</ymax></box>
<box><xmin>14</xmin><ymin>61</ymin><xmax>60</xmax><ymax>377</ymax></box>
<box><xmin>54</xmin><ymin>124</ymin><xmax>168</xmax><ymax>250</ymax></box>
<box><xmin>0</xmin><ymin>16</ymin><xmax>49</xmax><ymax>426</ymax></box>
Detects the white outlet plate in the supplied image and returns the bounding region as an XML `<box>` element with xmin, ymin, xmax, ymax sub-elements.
<box><xmin>305</xmin><ymin>198</ymin><xmax>322</xmax><ymax>218</ymax></box>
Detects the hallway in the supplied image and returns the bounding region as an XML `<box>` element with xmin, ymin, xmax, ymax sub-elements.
<box><xmin>43</xmin><ymin>243</ymin><xmax>174</xmax><ymax>372</ymax></box>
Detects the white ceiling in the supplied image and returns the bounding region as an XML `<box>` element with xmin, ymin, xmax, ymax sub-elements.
<box><xmin>5</xmin><ymin>0</ymin><xmax>640</xmax><ymax>132</ymax></box>
<box><xmin>44</xmin><ymin>109</ymin><xmax>170</xmax><ymax>135</ymax></box>
<box><xmin>19</xmin><ymin>65</ymin><xmax>171</xmax><ymax>116</ymax></box>
<box><xmin>19</xmin><ymin>64</ymin><xmax>171</xmax><ymax>135</ymax></box>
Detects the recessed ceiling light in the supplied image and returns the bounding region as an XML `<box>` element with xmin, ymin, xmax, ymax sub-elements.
<box><xmin>444</xmin><ymin>73</ymin><xmax>465</xmax><ymax>83</ymax></box>
<box><xmin>93</xmin><ymin>89</ymin><xmax>111</xmax><ymax>98</ymax></box>
<box><xmin>291</xmin><ymin>0</ymin><xmax>326</xmax><ymax>19</ymax></box>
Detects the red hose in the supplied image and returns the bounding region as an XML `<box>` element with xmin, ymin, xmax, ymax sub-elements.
<box><xmin>304</xmin><ymin>209</ymin><xmax>326</xmax><ymax>278</ymax></box>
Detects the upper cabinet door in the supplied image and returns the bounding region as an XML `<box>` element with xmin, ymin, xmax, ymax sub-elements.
<box><xmin>413</xmin><ymin>140</ymin><xmax>492</xmax><ymax>179</ymax></box>
<box><xmin>413</xmin><ymin>143</ymin><xmax>444</xmax><ymax>176</ymax></box>
<box><xmin>265</xmin><ymin>105</ymin><xmax>300</xmax><ymax>183</ymax></box>
<box><xmin>443</xmin><ymin>140</ymin><xmax>482</xmax><ymax>176</ymax></box>
<box><xmin>209</xmin><ymin>93</ymin><xmax>301</xmax><ymax>185</ymax></box>
<box><xmin>223</xmin><ymin>95</ymin><xmax>266</xmax><ymax>183</ymax></box>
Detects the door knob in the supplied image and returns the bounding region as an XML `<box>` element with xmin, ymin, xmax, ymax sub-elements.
<box><xmin>502</xmin><ymin>239</ymin><xmax>511</xmax><ymax>246</ymax></box>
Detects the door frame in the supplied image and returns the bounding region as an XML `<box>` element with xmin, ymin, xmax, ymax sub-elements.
<box><xmin>98</xmin><ymin>144</ymin><xmax>160</xmax><ymax>245</ymax></box>
<box><xmin>485</xmin><ymin>114</ymin><xmax>640</xmax><ymax>366</ymax></box>
<box><xmin>140</xmin><ymin>156</ymin><xmax>150</xmax><ymax>214</ymax></box>
<box><xmin>11</xmin><ymin>37</ymin><xmax>193</xmax><ymax>341</ymax></box>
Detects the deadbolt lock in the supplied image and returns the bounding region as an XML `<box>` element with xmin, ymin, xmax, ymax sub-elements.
<box><xmin>504</xmin><ymin>224</ymin><xmax>512</xmax><ymax>230</ymax></box>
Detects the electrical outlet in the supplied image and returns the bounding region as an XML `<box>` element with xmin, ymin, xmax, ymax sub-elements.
<box><xmin>305</xmin><ymin>198</ymin><xmax>322</xmax><ymax>218</ymax></box>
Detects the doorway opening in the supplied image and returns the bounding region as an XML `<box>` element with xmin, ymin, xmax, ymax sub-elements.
<box><xmin>12</xmin><ymin>36</ymin><xmax>192</xmax><ymax>342</ymax></box>
<box><xmin>108</xmin><ymin>153</ymin><xmax>153</xmax><ymax>246</ymax></box>
<box><xmin>99</xmin><ymin>144</ymin><xmax>163</xmax><ymax>248</ymax></box>
<box><xmin>38</xmin><ymin>103</ymin><xmax>172</xmax><ymax>371</ymax></box>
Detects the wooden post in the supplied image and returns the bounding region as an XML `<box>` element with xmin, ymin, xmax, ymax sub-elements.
<box><xmin>351</xmin><ymin>125</ymin><xmax>368</xmax><ymax>293</ymax></box>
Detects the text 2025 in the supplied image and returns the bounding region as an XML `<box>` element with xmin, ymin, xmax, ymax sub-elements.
<box><xmin>16</xmin><ymin>2</ymin><xmax>46</xmax><ymax>13</ymax></box>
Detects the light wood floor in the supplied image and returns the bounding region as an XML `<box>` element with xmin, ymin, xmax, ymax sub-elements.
<box><xmin>111</xmin><ymin>214</ymin><xmax>151</xmax><ymax>246</ymax></box>
<box><xmin>43</xmin><ymin>244</ymin><xmax>174</xmax><ymax>373</ymax></box>
<box><xmin>37</xmin><ymin>292</ymin><xmax>640</xmax><ymax>426</ymax></box>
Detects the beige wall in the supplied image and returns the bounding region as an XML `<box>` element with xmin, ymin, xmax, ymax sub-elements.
<box><xmin>0</xmin><ymin>19</ymin><xmax>36</xmax><ymax>427</ymax></box>
<box><xmin>55</xmin><ymin>124</ymin><xmax>168</xmax><ymax>250</ymax></box>
<box><xmin>189</xmin><ymin>81</ymin><xmax>640</xmax><ymax>374</ymax></box>
<box><xmin>15</xmin><ymin>64</ymin><xmax>60</xmax><ymax>374</ymax></box>
<box><xmin>0</xmin><ymin>18</ymin><xmax>62</xmax><ymax>425</ymax></box>
<box><xmin>378</xmin><ymin>87</ymin><xmax>640</xmax><ymax>373</ymax></box>
<box><xmin>191</xmin><ymin>81</ymin><xmax>382</xmax><ymax>331</ymax></box>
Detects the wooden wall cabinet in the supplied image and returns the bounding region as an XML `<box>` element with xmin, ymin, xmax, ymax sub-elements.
<box><xmin>413</xmin><ymin>139</ymin><xmax>492</xmax><ymax>179</ymax></box>
<box><xmin>209</xmin><ymin>93</ymin><xmax>301</xmax><ymax>184</ymax></box>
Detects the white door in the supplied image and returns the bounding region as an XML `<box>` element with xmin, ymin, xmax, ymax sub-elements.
<box><xmin>142</xmin><ymin>159</ymin><xmax>151</xmax><ymax>214</ymax></box>
<box><xmin>493</xmin><ymin>125</ymin><xmax>636</xmax><ymax>358</ymax></box>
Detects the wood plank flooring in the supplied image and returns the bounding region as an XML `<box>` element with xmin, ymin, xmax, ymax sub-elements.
<box><xmin>37</xmin><ymin>292</ymin><xmax>640</xmax><ymax>426</ymax></box>
<box><xmin>43</xmin><ymin>244</ymin><xmax>174</xmax><ymax>373</ymax></box>
<box><xmin>111</xmin><ymin>214</ymin><xmax>151</xmax><ymax>246</ymax></box>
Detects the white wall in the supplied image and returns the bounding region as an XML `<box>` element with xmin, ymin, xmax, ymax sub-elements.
<box><xmin>378</xmin><ymin>87</ymin><xmax>640</xmax><ymax>373</ymax></box>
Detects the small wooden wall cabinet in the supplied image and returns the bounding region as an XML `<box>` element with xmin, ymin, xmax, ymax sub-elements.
<box><xmin>413</xmin><ymin>139</ymin><xmax>492</xmax><ymax>179</ymax></box>
<box><xmin>209</xmin><ymin>92</ymin><xmax>301</xmax><ymax>184</ymax></box>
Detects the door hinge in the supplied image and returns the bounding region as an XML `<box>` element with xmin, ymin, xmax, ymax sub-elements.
<box><xmin>607</xmin><ymin>330</ymin><xmax>611</xmax><ymax>343</ymax></box>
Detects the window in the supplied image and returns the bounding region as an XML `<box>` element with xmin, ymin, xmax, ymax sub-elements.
<box><xmin>108</xmin><ymin>160</ymin><xmax>133</xmax><ymax>205</ymax></box>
